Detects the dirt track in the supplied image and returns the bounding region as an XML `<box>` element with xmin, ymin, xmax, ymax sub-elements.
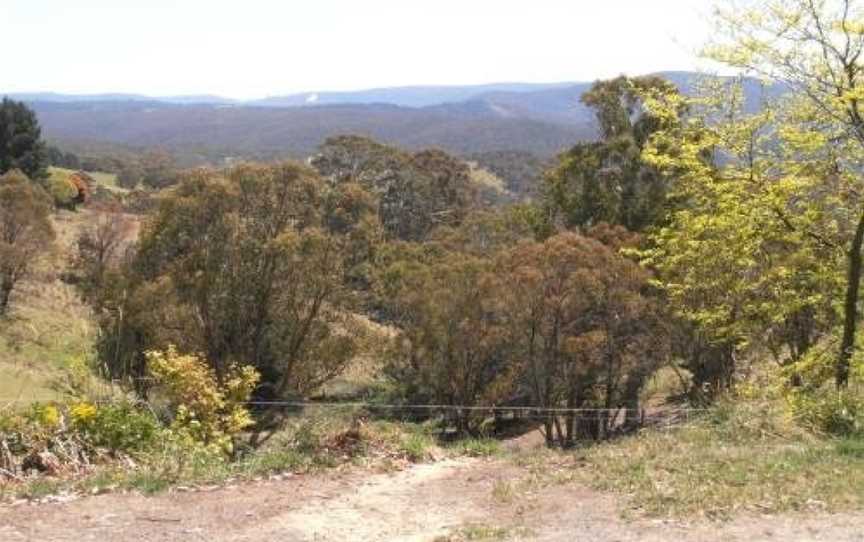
<box><xmin>2</xmin><ymin>458</ymin><xmax>863</xmax><ymax>541</ymax></box>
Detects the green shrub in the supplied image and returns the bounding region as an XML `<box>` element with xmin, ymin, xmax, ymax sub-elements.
<box><xmin>146</xmin><ymin>346</ymin><xmax>259</xmax><ymax>453</ymax></box>
<box><xmin>785</xmin><ymin>340</ymin><xmax>864</xmax><ymax>436</ymax></box>
<box><xmin>71</xmin><ymin>402</ymin><xmax>160</xmax><ymax>453</ymax></box>
<box><xmin>135</xmin><ymin>429</ymin><xmax>228</xmax><ymax>486</ymax></box>
<box><xmin>47</xmin><ymin>172</ymin><xmax>80</xmax><ymax>209</ymax></box>
<box><xmin>25</xmin><ymin>403</ymin><xmax>61</xmax><ymax>430</ymax></box>
<box><xmin>789</xmin><ymin>387</ymin><xmax>864</xmax><ymax>436</ymax></box>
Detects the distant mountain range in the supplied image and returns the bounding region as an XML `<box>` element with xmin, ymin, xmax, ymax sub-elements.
<box><xmin>248</xmin><ymin>82</ymin><xmax>578</xmax><ymax>108</ymax></box>
<box><xmin>5</xmin><ymin>82</ymin><xmax>579</xmax><ymax>109</ymax></box>
<box><xmin>4</xmin><ymin>72</ymin><xmax>777</xmax><ymax>160</ymax></box>
<box><xmin>4</xmin><ymin>92</ymin><xmax>237</xmax><ymax>106</ymax></box>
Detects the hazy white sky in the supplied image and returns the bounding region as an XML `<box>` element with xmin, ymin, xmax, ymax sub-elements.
<box><xmin>1</xmin><ymin>0</ymin><xmax>716</xmax><ymax>99</ymax></box>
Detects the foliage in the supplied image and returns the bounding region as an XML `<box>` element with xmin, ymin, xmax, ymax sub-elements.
<box><xmin>70</xmin><ymin>401</ymin><xmax>160</xmax><ymax>453</ymax></box>
<box><xmin>0</xmin><ymin>399</ymin><xmax>161</xmax><ymax>484</ymax></box>
<box><xmin>541</xmin><ymin>76</ymin><xmax>680</xmax><ymax>232</ymax></box>
<box><xmin>784</xmin><ymin>337</ymin><xmax>864</xmax><ymax>436</ymax></box>
<box><xmin>383</xmin><ymin>250</ymin><xmax>518</xmax><ymax>434</ymax></box>
<box><xmin>46</xmin><ymin>146</ymin><xmax>81</xmax><ymax>170</ymax></box>
<box><xmin>468</xmin><ymin>150</ymin><xmax>550</xmax><ymax>199</ymax></box>
<box><xmin>95</xmin><ymin>163</ymin><xmax>363</xmax><ymax>398</ymax></box>
<box><xmin>146</xmin><ymin>346</ymin><xmax>259</xmax><ymax>453</ymax></box>
<box><xmin>47</xmin><ymin>173</ymin><xmax>79</xmax><ymax>209</ymax></box>
<box><xmin>640</xmin><ymin>75</ymin><xmax>843</xmax><ymax>396</ymax></box>
<box><xmin>322</xmin><ymin>181</ymin><xmax>385</xmax><ymax>291</ymax></box>
<box><xmin>498</xmin><ymin>230</ymin><xmax>667</xmax><ymax>445</ymax></box>
<box><xmin>377</xmin><ymin>224</ymin><xmax>667</xmax><ymax>441</ymax></box>
<box><xmin>0</xmin><ymin>98</ymin><xmax>48</xmax><ymax>180</ymax></box>
<box><xmin>27</xmin><ymin>403</ymin><xmax>61</xmax><ymax>429</ymax></box>
<box><xmin>0</xmin><ymin>170</ymin><xmax>56</xmax><ymax>315</ymax></box>
<box><xmin>312</xmin><ymin>136</ymin><xmax>477</xmax><ymax>241</ymax></box>
<box><xmin>138</xmin><ymin>150</ymin><xmax>179</xmax><ymax>189</ymax></box>
<box><xmin>428</xmin><ymin>207</ymin><xmax>538</xmax><ymax>257</ymax></box>
<box><xmin>701</xmin><ymin>0</ymin><xmax>864</xmax><ymax>387</ymax></box>
<box><xmin>71</xmin><ymin>209</ymin><xmax>135</xmax><ymax>305</ymax></box>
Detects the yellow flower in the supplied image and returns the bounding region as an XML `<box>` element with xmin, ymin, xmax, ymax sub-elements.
<box><xmin>70</xmin><ymin>402</ymin><xmax>98</xmax><ymax>423</ymax></box>
<box><xmin>33</xmin><ymin>404</ymin><xmax>61</xmax><ymax>428</ymax></box>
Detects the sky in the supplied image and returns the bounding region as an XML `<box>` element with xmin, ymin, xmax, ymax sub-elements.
<box><xmin>1</xmin><ymin>0</ymin><xmax>716</xmax><ymax>100</ymax></box>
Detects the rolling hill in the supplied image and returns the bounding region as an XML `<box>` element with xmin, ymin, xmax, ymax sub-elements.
<box><xmin>30</xmin><ymin>101</ymin><xmax>591</xmax><ymax>159</ymax></box>
<box><xmin>8</xmin><ymin>72</ymin><xmax>777</xmax><ymax>162</ymax></box>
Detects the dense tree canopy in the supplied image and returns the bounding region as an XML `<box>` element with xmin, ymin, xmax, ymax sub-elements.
<box><xmin>641</xmin><ymin>0</ymin><xmax>864</xmax><ymax>389</ymax></box>
<box><xmin>0</xmin><ymin>98</ymin><xmax>48</xmax><ymax>181</ymax></box>
<box><xmin>498</xmin><ymin>229</ymin><xmax>667</xmax><ymax>444</ymax></box>
<box><xmin>97</xmin><ymin>163</ymin><xmax>363</xmax><ymax>397</ymax></box>
<box><xmin>312</xmin><ymin>136</ymin><xmax>476</xmax><ymax>241</ymax></box>
<box><xmin>378</xmin><ymin>220</ymin><xmax>668</xmax><ymax>439</ymax></box>
<box><xmin>542</xmin><ymin>76</ymin><xmax>681</xmax><ymax>232</ymax></box>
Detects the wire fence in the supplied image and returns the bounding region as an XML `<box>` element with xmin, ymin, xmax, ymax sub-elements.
<box><xmin>233</xmin><ymin>400</ymin><xmax>708</xmax><ymax>432</ymax></box>
<box><xmin>1</xmin><ymin>377</ymin><xmax>709</xmax><ymax>433</ymax></box>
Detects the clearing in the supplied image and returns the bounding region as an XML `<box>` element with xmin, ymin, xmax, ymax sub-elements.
<box><xmin>2</xmin><ymin>456</ymin><xmax>862</xmax><ymax>542</ymax></box>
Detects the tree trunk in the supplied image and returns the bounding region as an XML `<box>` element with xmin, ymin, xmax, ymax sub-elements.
<box><xmin>622</xmin><ymin>374</ymin><xmax>646</xmax><ymax>431</ymax></box>
<box><xmin>543</xmin><ymin>415</ymin><xmax>554</xmax><ymax>447</ymax></box>
<box><xmin>838</xmin><ymin>208</ymin><xmax>864</xmax><ymax>388</ymax></box>
<box><xmin>564</xmin><ymin>393</ymin><xmax>576</xmax><ymax>448</ymax></box>
<box><xmin>689</xmin><ymin>340</ymin><xmax>735</xmax><ymax>402</ymax></box>
<box><xmin>0</xmin><ymin>280</ymin><xmax>12</xmax><ymax>316</ymax></box>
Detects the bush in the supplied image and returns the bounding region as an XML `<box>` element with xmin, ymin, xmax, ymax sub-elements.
<box><xmin>784</xmin><ymin>339</ymin><xmax>864</xmax><ymax>436</ymax></box>
<box><xmin>49</xmin><ymin>176</ymin><xmax>78</xmax><ymax>209</ymax></box>
<box><xmin>26</xmin><ymin>403</ymin><xmax>61</xmax><ymax>430</ymax></box>
<box><xmin>146</xmin><ymin>346</ymin><xmax>259</xmax><ymax>453</ymax></box>
<box><xmin>788</xmin><ymin>387</ymin><xmax>864</xmax><ymax>436</ymax></box>
<box><xmin>70</xmin><ymin>402</ymin><xmax>160</xmax><ymax>453</ymax></box>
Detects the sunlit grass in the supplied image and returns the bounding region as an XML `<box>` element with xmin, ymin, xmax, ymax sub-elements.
<box><xmin>565</xmin><ymin>403</ymin><xmax>864</xmax><ymax>518</ymax></box>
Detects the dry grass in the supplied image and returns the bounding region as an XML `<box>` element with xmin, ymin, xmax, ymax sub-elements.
<box><xmin>555</xmin><ymin>400</ymin><xmax>864</xmax><ymax>519</ymax></box>
<box><xmin>0</xmin><ymin>279</ymin><xmax>93</xmax><ymax>402</ymax></box>
<box><xmin>0</xmin><ymin>209</ymin><xmax>105</xmax><ymax>403</ymax></box>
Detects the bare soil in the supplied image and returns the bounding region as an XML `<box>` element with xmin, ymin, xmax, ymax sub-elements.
<box><xmin>1</xmin><ymin>458</ymin><xmax>862</xmax><ymax>541</ymax></box>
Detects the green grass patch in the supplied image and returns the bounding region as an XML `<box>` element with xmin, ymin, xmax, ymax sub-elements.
<box><xmin>124</xmin><ymin>471</ymin><xmax>174</xmax><ymax>495</ymax></box>
<box><xmin>446</xmin><ymin>438</ymin><xmax>502</xmax><ymax>458</ymax></box>
<box><xmin>399</xmin><ymin>432</ymin><xmax>436</xmax><ymax>461</ymax></box>
<box><xmin>566</xmin><ymin>405</ymin><xmax>864</xmax><ymax>518</ymax></box>
<box><xmin>836</xmin><ymin>438</ymin><xmax>864</xmax><ymax>458</ymax></box>
<box><xmin>17</xmin><ymin>478</ymin><xmax>65</xmax><ymax>500</ymax></box>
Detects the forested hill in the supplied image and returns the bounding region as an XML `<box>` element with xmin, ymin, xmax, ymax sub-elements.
<box><xmin>29</xmin><ymin>101</ymin><xmax>591</xmax><ymax>159</ymax></box>
<box><xmin>13</xmin><ymin>71</ymin><xmax>777</xmax><ymax>160</ymax></box>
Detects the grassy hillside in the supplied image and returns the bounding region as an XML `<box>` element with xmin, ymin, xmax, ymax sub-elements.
<box><xmin>0</xmin><ymin>280</ymin><xmax>91</xmax><ymax>402</ymax></box>
<box><xmin>0</xmin><ymin>210</ymin><xmax>113</xmax><ymax>403</ymax></box>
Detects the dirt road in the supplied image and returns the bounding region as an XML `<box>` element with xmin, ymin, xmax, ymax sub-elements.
<box><xmin>1</xmin><ymin>458</ymin><xmax>863</xmax><ymax>541</ymax></box>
